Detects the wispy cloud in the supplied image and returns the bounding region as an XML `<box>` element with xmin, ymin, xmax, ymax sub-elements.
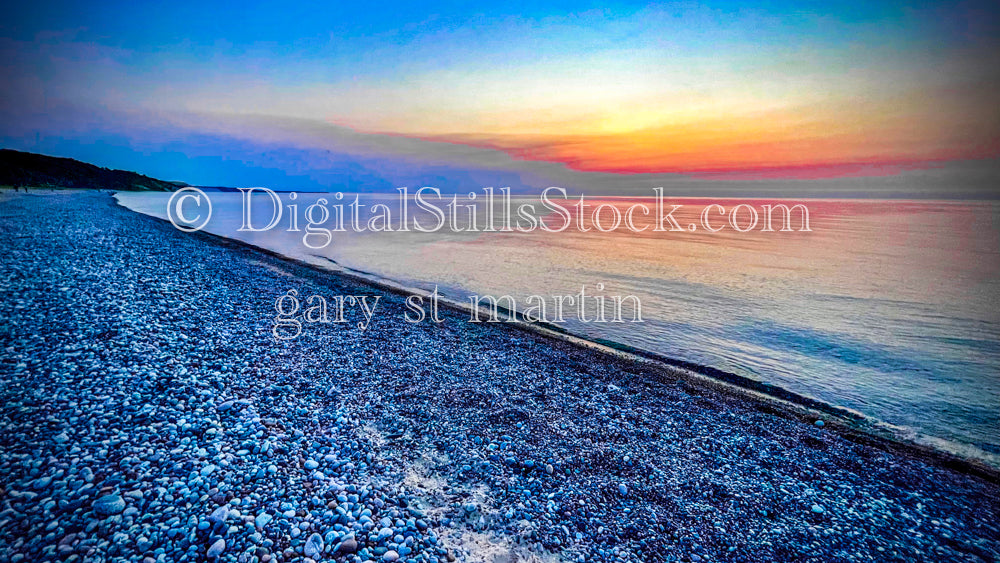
<box><xmin>2</xmin><ymin>1</ymin><xmax>998</xmax><ymax>192</ymax></box>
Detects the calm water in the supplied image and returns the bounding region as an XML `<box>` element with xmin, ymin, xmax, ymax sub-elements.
<box><xmin>118</xmin><ymin>192</ymin><xmax>1000</xmax><ymax>463</ymax></box>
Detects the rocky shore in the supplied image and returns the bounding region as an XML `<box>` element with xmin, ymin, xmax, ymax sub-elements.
<box><xmin>1</xmin><ymin>192</ymin><xmax>998</xmax><ymax>563</ymax></box>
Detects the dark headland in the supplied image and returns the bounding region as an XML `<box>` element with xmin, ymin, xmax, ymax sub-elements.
<box><xmin>0</xmin><ymin>149</ymin><xmax>184</xmax><ymax>192</ymax></box>
<box><xmin>0</xmin><ymin>192</ymin><xmax>998</xmax><ymax>563</ymax></box>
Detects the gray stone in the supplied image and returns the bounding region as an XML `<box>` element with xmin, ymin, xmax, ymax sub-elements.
<box><xmin>335</xmin><ymin>538</ymin><xmax>359</xmax><ymax>554</ymax></box>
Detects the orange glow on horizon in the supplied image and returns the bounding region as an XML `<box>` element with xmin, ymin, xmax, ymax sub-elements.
<box><xmin>367</xmin><ymin>98</ymin><xmax>1000</xmax><ymax>179</ymax></box>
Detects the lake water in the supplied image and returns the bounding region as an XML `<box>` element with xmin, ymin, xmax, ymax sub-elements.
<box><xmin>117</xmin><ymin>191</ymin><xmax>1000</xmax><ymax>465</ymax></box>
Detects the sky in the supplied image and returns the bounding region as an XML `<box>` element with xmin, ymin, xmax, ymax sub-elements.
<box><xmin>2</xmin><ymin>1</ymin><xmax>999</xmax><ymax>195</ymax></box>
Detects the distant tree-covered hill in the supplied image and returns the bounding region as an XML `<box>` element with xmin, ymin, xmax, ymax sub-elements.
<box><xmin>0</xmin><ymin>149</ymin><xmax>185</xmax><ymax>191</ymax></box>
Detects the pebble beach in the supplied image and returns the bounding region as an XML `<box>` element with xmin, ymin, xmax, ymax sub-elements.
<box><xmin>1</xmin><ymin>191</ymin><xmax>998</xmax><ymax>563</ymax></box>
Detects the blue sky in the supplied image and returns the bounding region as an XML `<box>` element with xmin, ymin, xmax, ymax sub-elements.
<box><xmin>2</xmin><ymin>1</ymin><xmax>998</xmax><ymax>195</ymax></box>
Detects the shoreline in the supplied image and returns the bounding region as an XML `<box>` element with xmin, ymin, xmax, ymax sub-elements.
<box><xmin>115</xmin><ymin>193</ymin><xmax>1000</xmax><ymax>482</ymax></box>
<box><xmin>2</xmin><ymin>191</ymin><xmax>998</xmax><ymax>562</ymax></box>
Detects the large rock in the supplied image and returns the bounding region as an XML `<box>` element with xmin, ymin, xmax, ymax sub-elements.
<box><xmin>304</xmin><ymin>533</ymin><xmax>324</xmax><ymax>558</ymax></box>
<box><xmin>335</xmin><ymin>538</ymin><xmax>359</xmax><ymax>554</ymax></box>
<box><xmin>207</xmin><ymin>538</ymin><xmax>226</xmax><ymax>558</ymax></box>
<box><xmin>92</xmin><ymin>494</ymin><xmax>125</xmax><ymax>516</ymax></box>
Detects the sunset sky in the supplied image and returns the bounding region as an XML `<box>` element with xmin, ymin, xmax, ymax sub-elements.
<box><xmin>2</xmin><ymin>1</ymin><xmax>999</xmax><ymax>194</ymax></box>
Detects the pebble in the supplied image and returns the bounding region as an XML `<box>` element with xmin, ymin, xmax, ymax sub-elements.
<box><xmin>0</xmin><ymin>194</ymin><xmax>994</xmax><ymax>563</ymax></box>
<box><xmin>304</xmin><ymin>533</ymin><xmax>324</xmax><ymax>558</ymax></box>
<box><xmin>255</xmin><ymin>512</ymin><xmax>273</xmax><ymax>529</ymax></box>
<box><xmin>336</xmin><ymin>538</ymin><xmax>359</xmax><ymax>554</ymax></box>
<box><xmin>92</xmin><ymin>494</ymin><xmax>125</xmax><ymax>516</ymax></box>
<box><xmin>208</xmin><ymin>505</ymin><xmax>228</xmax><ymax>523</ymax></box>
<box><xmin>207</xmin><ymin>538</ymin><xmax>226</xmax><ymax>558</ymax></box>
